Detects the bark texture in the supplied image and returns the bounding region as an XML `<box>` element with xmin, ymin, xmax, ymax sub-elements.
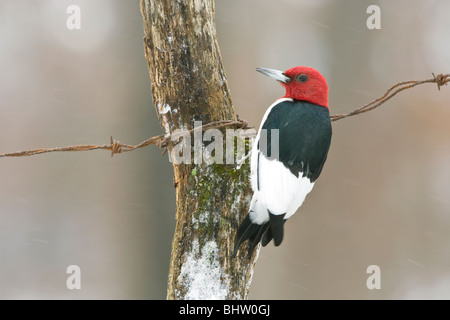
<box><xmin>140</xmin><ymin>0</ymin><xmax>258</xmax><ymax>300</ymax></box>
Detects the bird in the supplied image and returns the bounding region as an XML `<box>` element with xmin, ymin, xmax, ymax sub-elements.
<box><xmin>232</xmin><ymin>66</ymin><xmax>332</xmax><ymax>257</ymax></box>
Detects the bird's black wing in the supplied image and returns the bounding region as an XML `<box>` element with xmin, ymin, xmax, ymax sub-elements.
<box><xmin>258</xmin><ymin>100</ymin><xmax>332</xmax><ymax>182</ymax></box>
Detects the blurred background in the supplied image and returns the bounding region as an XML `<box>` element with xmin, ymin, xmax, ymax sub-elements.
<box><xmin>0</xmin><ymin>0</ymin><xmax>449</xmax><ymax>299</ymax></box>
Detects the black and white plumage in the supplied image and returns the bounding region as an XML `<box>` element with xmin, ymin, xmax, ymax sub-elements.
<box><xmin>232</xmin><ymin>66</ymin><xmax>332</xmax><ymax>257</ymax></box>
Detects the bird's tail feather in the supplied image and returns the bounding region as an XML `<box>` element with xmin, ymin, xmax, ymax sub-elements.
<box><xmin>247</xmin><ymin>223</ymin><xmax>270</xmax><ymax>257</ymax></box>
<box><xmin>267</xmin><ymin>212</ymin><xmax>286</xmax><ymax>246</ymax></box>
<box><xmin>232</xmin><ymin>214</ymin><xmax>268</xmax><ymax>258</ymax></box>
<box><xmin>261</xmin><ymin>227</ymin><xmax>273</xmax><ymax>246</ymax></box>
<box><xmin>232</xmin><ymin>211</ymin><xmax>286</xmax><ymax>258</ymax></box>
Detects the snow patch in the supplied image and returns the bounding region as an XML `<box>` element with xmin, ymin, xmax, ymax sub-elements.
<box><xmin>158</xmin><ymin>103</ymin><xmax>172</xmax><ymax>115</ymax></box>
<box><xmin>157</xmin><ymin>103</ymin><xmax>172</xmax><ymax>137</ymax></box>
<box><xmin>191</xmin><ymin>210</ymin><xmax>211</xmax><ymax>227</ymax></box>
<box><xmin>193</xmin><ymin>0</ymin><xmax>204</xmax><ymax>13</ymax></box>
<box><xmin>178</xmin><ymin>239</ymin><xmax>229</xmax><ymax>300</ymax></box>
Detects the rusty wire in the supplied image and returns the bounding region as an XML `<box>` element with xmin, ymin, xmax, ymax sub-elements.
<box><xmin>0</xmin><ymin>73</ymin><xmax>448</xmax><ymax>159</ymax></box>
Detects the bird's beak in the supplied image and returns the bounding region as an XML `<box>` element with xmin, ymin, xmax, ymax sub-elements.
<box><xmin>256</xmin><ymin>67</ymin><xmax>290</xmax><ymax>84</ymax></box>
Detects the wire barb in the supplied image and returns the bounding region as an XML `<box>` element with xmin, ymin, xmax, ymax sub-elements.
<box><xmin>110</xmin><ymin>136</ymin><xmax>123</xmax><ymax>157</ymax></box>
<box><xmin>432</xmin><ymin>73</ymin><xmax>448</xmax><ymax>91</ymax></box>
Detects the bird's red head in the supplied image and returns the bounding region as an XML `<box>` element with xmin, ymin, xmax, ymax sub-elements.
<box><xmin>256</xmin><ymin>66</ymin><xmax>329</xmax><ymax>109</ymax></box>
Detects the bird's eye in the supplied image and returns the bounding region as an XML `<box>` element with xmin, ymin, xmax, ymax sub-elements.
<box><xmin>296</xmin><ymin>74</ymin><xmax>308</xmax><ymax>83</ymax></box>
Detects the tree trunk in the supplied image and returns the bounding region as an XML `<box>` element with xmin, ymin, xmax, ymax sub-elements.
<box><xmin>140</xmin><ymin>0</ymin><xmax>258</xmax><ymax>300</ymax></box>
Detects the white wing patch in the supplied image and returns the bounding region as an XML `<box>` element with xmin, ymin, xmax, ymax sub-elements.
<box><xmin>257</xmin><ymin>153</ymin><xmax>314</xmax><ymax>217</ymax></box>
<box><xmin>249</xmin><ymin>151</ymin><xmax>315</xmax><ymax>225</ymax></box>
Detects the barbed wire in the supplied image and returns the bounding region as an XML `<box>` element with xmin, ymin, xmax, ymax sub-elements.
<box><xmin>330</xmin><ymin>73</ymin><xmax>448</xmax><ymax>121</ymax></box>
<box><xmin>0</xmin><ymin>73</ymin><xmax>448</xmax><ymax>159</ymax></box>
<box><xmin>0</xmin><ymin>119</ymin><xmax>250</xmax><ymax>158</ymax></box>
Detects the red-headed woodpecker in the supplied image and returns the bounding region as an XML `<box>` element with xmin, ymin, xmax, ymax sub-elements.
<box><xmin>232</xmin><ymin>66</ymin><xmax>332</xmax><ymax>257</ymax></box>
